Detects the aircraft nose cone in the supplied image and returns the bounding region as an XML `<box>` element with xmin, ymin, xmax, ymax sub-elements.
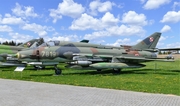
<box><xmin>16</xmin><ymin>51</ymin><xmax>31</xmax><ymax>59</ymax></box>
<box><xmin>16</xmin><ymin>53</ymin><xmax>20</xmax><ymax>59</ymax></box>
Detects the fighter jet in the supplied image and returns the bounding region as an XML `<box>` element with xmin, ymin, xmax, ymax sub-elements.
<box><xmin>0</xmin><ymin>38</ymin><xmax>44</xmax><ymax>67</ymax></box>
<box><xmin>16</xmin><ymin>32</ymin><xmax>173</xmax><ymax>75</ymax></box>
<box><xmin>0</xmin><ymin>38</ymin><xmax>44</xmax><ymax>56</ymax></box>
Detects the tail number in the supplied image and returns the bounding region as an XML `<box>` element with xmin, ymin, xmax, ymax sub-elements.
<box><xmin>41</xmin><ymin>51</ymin><xmax>57</xmax><ymax>57</ymax></box>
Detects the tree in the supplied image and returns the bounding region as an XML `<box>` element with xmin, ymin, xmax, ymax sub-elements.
<box><xmin>2</xmin><ymin>41</ymin><xmax>8</xmax><ymax>45</ymax></box>
<box><xmin>2</xmin><ymin>40</ymin><xmax>17</xmax><ymax>46</ymax></box>
<box><xmin>9</xmin><ymin>41</ymin><xmax>16</xmax><ymax>46</ymax></box>
<box><xmin>158</xmin><ymin>51</ymin><xmax>162</xmax><ymax>55</ymax></box>
<box><xmin>17</xmin><ymin>42</ymin><xmax>23</xmax><ymax>46</ymax></box>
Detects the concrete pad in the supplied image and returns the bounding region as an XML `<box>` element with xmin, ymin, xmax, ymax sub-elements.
<box><xmin>0</xmin><ymin>79</ymin><xmax>179</xmax><ymax>106</ymax></box>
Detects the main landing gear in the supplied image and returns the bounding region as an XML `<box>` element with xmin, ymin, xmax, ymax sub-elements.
<box><xmin>97</xmin><ymin>69</ymin><xmax>102</xmax><ymax>72</ymax></box>
<box><xmin>54</xmin><ymin>65</ymin><xmax>62</xmax><ymax>75</ymax></box>
<box><xmin>113</xmin><ymin>68</ymin><xmax>121</xmax><ymax>74</ymax></box>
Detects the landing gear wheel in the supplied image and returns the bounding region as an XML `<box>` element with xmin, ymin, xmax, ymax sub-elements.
<box><xmin>113</xmin><ymin>69</ymin><xmax>121</xmax><ymax>74</ymax></box>
<box><xmin>55</xmin><ymin>69</ymin><xmax>62</xmax><ymax>75</ymax></box>
<box><xmin>54</xmin><ymin>66</ymin><xmax>62</xmax><ymax>75</ymax></box>
<box><xmin>97</xmin><ymin>69</ymin><xmax>102</xmax><ymax>72</ymax></box>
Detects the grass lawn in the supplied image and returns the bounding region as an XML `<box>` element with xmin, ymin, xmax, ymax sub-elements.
<box><xmin>0</xmin><ymin>60</ymin><xmax>179</xmax><ymax>95</ymax></box>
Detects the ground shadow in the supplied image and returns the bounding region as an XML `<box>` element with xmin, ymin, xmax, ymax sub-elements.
<box><xmin>25</xmin><ymin>67</ymin><xmax>54</xmax><ymax>71</ymax></box>
<box><xmin>63</xmin><ymin>68</ymin><xmax>179</xmax><ymax>76</ymax></box>
<box><xmin>63</xmin><ymin>69</ymin><xmax>142</xmax><ymax>75</ymax></box>
<box><xmin>30</xmin><ymin>74</ymin><xmax>54</xmax><ymax>76</ymax></box>
<box><xmin>169</xmin><ymin>70</ymin><xmax>180</xmax><ymax>72</ymax></box>
<box><xmin>14</xmin><ymin>66</ymin><xmax>179</xmax><ymax>76</ymax></box>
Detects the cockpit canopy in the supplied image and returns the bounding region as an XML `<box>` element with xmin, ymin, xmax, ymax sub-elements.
<box><xmin>39</xmin><ymin>41</ymin><xmax>60</xmax><ymax>47</ymax></box>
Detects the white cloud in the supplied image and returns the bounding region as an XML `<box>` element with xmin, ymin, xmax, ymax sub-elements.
<box><xmin>148</xmin><ymin>19</ymin><xmax>155</xmax><ymax>25</ymax></box>
<box><xmin>140</xmin><ymin>0</ymin><xmax>147</xmax><ymax>4</ymax></box>
<box><xmin>159</xmin><ymin>36</ymin><xmax>168</xmax><ymax>41</ymax></box>
<box><xmin>0</xmin><ymin>32</ymin><xmax>33</xmax><ymax>43</ymax></box>
<box><xmin>0</xmin><ymin>14</ymin><xmax>24</xmax><ymax>25</ymax></box>
<box><xmin>69</xmin><ymin>13</ymin><xmax>100</xmax><ymax>30</ymax></box>
<box><xmin>89</xmin><ymin>0</ymin><xmax>115</xmax><ymax>15</ymax></box>
<box><xmin>143</xmin><ymin>0</ymin><xmax>171</xmax><ymax>10</ymax></box>
<box><xmin>84</xmin><ymin>25</ymin><xmax>145</xmax><ymax>40</ymax></box>
<box><xmin>172</xmin><ymin>2</ymin><xmax>180</xmax><ymax>10</ymax></box>
<box><xmin>160</xmin><ymin>25</ymin><xmax>171</xmax><ymax>33</ymax></box>
<box><xmin>116</xmin><ymin>3</ymin><xmax>124</xmax><ymax>8</ymax></box>
<box><xmin>49</xmin><ymin>9</ymin><xmax>62</xmax><ymax>23</ymax></box>
<box><xmin>8</xmin><ymin>32</ymin><xmax>33</xmax><ymax>43</ymax></box>
<box><xmin>121</xmin><ymin>11</ymin><xmax>147</xmax><ymax>26</ymax></box>
<box><xmin>0</xmin><ymin>38</ymin><xmax>9</xmax><ymax>43</ymax></box>
<box><xmin>0</xmin><ymin>25</ymin><xmax>13</xmax><ymax>32</ymax></box>
<box><xmin>160</xmin><ymin>11</ymin><xmax>180</xmax><ymax>23</ymax></box>
<box><xmin>84</xmin><ymin>31</ymin><xmax>110</xmax><ymax>40</ymax></box>
<box><xmin>12</xmin><ymin>3</ymin><xmax>38</xmax><ymax>18</ymax></box>
<box><xmin>106</xmin><ymin>25</ymin><xmax>145</xmax><ymax>36</ymax></box>
<box><xmin>101</xmin><ymin>12</ymin><xmax>119</xmax><ymax>25</ymax></box>
<box><xmin>22</xmin><ymin>23</ymin><xmax>48</xmax><ymax>37</ymax></box>
<box><xmin>46</xmin><ymin>26</ymin><xmax>55</xmax><ymax>32</ymax></box>
<box><xmin>49</xmin><ymin>0</ymin><xmax>85</xmax><ymax>23</ymax></box>
<box><xmin>107</xmin><ymin>38</ymin><xmax>131</xmax><ymax>46</ymax></box>
<box><xmin>166</xmin><ymin>42</ymin><xmax>180</xmax><ymax>48</ymax></box>
<box><xmin>69</xmin><ymin>12</ymin><xmax>119</xmax><ymax>30</ymax></box>
<box><xmin>45</xmin><ymin>34</ymin><xmax>79</xmax><ymax>42</ymax></box>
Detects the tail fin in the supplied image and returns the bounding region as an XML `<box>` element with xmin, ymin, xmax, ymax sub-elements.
<box><xmin>18</xmin><ymin>38</ymin><xmax>44</xmax><ymax>48</ymax></box>
<box><xmin>132</xmin><ymin>32</ymin><xmax>161</xmax><ymax>50</ymax></box>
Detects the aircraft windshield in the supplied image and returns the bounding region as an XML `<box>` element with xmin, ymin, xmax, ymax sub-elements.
<box><xmin>48</xmin><ymin>41</ymin><xmax>55</xmax><ymax>46</ymax></box>
<box><xmin>38</xmin><ymin>43</ymin><xmax>48</xmax><ymax>47</ymax></box>
<box><xmin>38</xmin><ymin>41</ymin><xmax>60</xmax><ymax>47</ymax></box>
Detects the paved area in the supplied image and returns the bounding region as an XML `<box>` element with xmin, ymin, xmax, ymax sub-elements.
<box><xmin>0</xmin><ymin>79</ymin><xmax>179</xmax><ymax>106</ymax></box>
<box><xmin>158</xmin><ymin>54</ymin><xmax>180</xmax><ymax>60</ymax></box>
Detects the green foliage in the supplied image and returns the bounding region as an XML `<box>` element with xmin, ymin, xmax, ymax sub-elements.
<box><xmin>0</xmin><ymin>60</ymin><xmax>179</xmax><ymax>95</ymax></box>
<box><xmin>158</xmin><ymin>51</ymin><xmax>162</xmax><ymax>54</ymax></box>
<box><xmin>1</xmin><ymin>40</ymin><xmax>17</xmax><ymax>46</ymax></box>
<box><xmin>17</xmin><ymin>42</ymin><xmax>23</xmax><ymax>46</ymax></box>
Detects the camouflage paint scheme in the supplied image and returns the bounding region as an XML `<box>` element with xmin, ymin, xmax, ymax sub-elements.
<box><xmin>39</xmin><ymin>39</ymin><xmax>122</xmax><ymax>49</ymax></box>
<box><xmin>0</xmin><ymin>38</ymin><xmax>44</xmax><ymax>54</ymax></box>
<box><xmin>17</xmin><ymin>44</ymin><xmax>157</xmax><ymax>63</ymax></box>
<box><xmin>16</xmin><ymin>32</ymin><xmax>174</xmax><ymax>75</ymax></box>
<box><xmin>0</xmin><ymin>38</ymin><xmax>44</xmax><ymax>67</ymax></box>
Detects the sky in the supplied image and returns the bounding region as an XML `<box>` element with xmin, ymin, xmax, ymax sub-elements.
<box><xmin>0</xmin><ymin>0</ymin><xmax>179</xmax><ymax>48</ymax></box>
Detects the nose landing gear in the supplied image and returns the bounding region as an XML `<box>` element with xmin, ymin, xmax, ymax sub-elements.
<box><xmin>54</xmin><ymin>65</ymin><xmax>62</xmax><ymax>75</ymax></box>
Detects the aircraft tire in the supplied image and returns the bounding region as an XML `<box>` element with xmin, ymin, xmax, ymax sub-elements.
<box><xmin>113</xmin><ymin>69</ymin><xmax>121</xmax><ymax>74</ymax></box>
<box><xmin>55</xmin><ymin>69</ymin><xmax>62</xmax><ymax>75</ymax></box>
<box><xmin>54</xmin><ymin>66</ymin><xmax>62</xmax><ymax>75</ymax></box>
<box><xmin>97</xmin><ymin>69</ymin><xmax>101</xmax><ymax>72</ymax></box>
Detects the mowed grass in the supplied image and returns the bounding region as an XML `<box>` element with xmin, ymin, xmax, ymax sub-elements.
<box><xmin>0</xmin><ymin>60</ymin><xmax>179</xmax><ymax>95</ymax></box>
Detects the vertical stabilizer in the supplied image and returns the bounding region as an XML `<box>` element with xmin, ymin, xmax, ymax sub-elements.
<box><xmin>18</xmin><ymin>38</ymin><xmax>44</xmax><ymax>48</ymax></box>
<box><xmin>132</xmin><ymin>32</ymin><xmax>161</xmax><ymax>50</ymax></box>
